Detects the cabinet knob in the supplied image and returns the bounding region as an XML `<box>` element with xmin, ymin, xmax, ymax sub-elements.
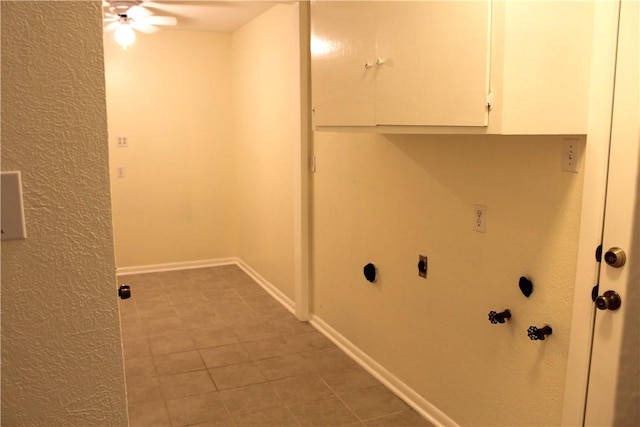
<box><xmin>364</xmin><ymin>61</ymin><xmax>374</xmax><ymax>70</ymax></box>
<box><xmin>376</xmin><ymin>58</ymin><xmax>385</xmax><ymax>66</ymax></box>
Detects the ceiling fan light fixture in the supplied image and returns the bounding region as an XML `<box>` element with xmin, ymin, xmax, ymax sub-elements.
<box><xmin>104</xmin><ymin>0</ymin><xmax>177</xmax><ymax>46</ymax></box>
<box><xmin>114</xmin><ymin>19</ymin><xmax>136</xmax><ymax>49</ymax></box>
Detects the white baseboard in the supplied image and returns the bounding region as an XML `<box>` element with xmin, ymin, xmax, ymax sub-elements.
<box><xmin>116</xmin><ymin>258</ymin><xmax>296</xmax><ymax>315</ymax></box>
<box><xmin>116</xmin><ymin>258</ymin><xmax>453</xmax><ymax>426</ymax></box>
<box><xmin>116</xmin><ymin>258</ymin><xmax>238</xmax><ymax>276</ymax></box>
<box><xmin>234</xmin><ymin>259</ymin><xmax>296</xmax><ymax>315</ymax></box>
<box><xmin>310</xmin><ymin>315</ymin><xmax>459</xmax><ymax>427</ymax></box>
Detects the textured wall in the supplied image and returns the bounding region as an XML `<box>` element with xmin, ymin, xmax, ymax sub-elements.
<box><xmin>313</xmin><ymin>133</ymin><xmax>585</xmax><ymax>426</ymax></box>
<box><xmin>231</xmin><ymin>3</ymin><xmax>300</xmax><ymax>300</ymax></box>
<box><xmin>1</xmin><ymin>2</ymin><xmax>128</xmax><ymax>425</ymax></box>
<box><xmin>104</xmin><ymin>30</ymin><xmax>235</xmax><ymax>268</ymax></box>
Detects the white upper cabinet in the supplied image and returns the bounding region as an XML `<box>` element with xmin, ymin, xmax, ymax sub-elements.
<box><xmin>492</xmin><ymin>1</ymin><xmax>594</xmax><ymax>135</ymax></box>
<box><xmin>311</xmin><ymin>2</ymin><xmax>377</xmax><ymax>126</ymax></box>
<box><xmin>311</xmin><ymin>1</ymin><xmax>596</xmax><ymax>135</ymax></box>
<box><xmin>311</xmin><ymin>1</ymin><xmax>491</xmax><ymax>128</ymax></box>
<box><xmin>375</xmin><ymin>1</ymin><xmax>491</xmax><ymax>127</ymax></box>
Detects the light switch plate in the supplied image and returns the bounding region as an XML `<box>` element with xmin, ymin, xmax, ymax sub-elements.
<box><xmin>1</xmin><ymin>171</ymin><xmax>27</xmax><ymax>240</ymax></box>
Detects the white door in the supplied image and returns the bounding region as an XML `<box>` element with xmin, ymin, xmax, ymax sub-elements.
<box><xmin>585</xmin><ymin>1</ymin><xmax>639</xmax><ymax>425</ymax></box>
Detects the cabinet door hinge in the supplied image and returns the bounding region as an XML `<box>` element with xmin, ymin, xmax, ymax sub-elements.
<box><xmin>486</xmin><ymin>92</ymin><xmax>493</xmax><ymax>111</ymax></box>
<box><xmin>310</xmin><ymin>155</ymin><xmax>317</xmax><ymax>173</ymax></box>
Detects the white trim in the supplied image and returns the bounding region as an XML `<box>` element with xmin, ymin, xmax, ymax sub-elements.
<box><xmin>293</xmin><ymin>0</ymin><xmax>311</xmax><ymax>322</ymax></box>
<box><xmin>235</xmin><ymin>259</ymin><xmax>296</xmax><ymax>315</ymax></box>
<box><xmin>310</xmin><ymin>315</ymin><xmax>458</xmax><ymax>427</ymax></box>
<box><xmin>562</xmin><ymin>2</ymin><xmax>621</xmax><ymax>425</ymax></box>
<box><xmin>116</xmin><ymin>258</ymin><xmax>237</xmax><ymax>276</ymax></box>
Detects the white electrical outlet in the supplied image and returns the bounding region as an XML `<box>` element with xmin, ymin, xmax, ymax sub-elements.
<box><xmin>117</xmin><ymin>136</ymin><xmax>128</xmax><ymax>148</ymax></box>
<box><xmin>474</xmin><ymin>204</ymin><xmax>487</xmax><ymax>232</ymax></box>
<box><xmin>562</xmin><ymin>138</ymin><xmax>581</xmax><ymax>172</ymax></box>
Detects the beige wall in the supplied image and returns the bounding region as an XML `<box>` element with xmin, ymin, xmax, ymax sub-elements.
<box><xmin>105</xmin><ymin>30</ymin><xmax>236</xmax><ymax>268</ymax></box>
<box><xmin>230</xmin><ymin>3</ymin><xmax>301</xmax><ymax>300</ymax></box>
<box><xmin>105</xmin><ymin>5</ymin><xmax>301</xmax><ymax>304</ymax></box>
<box><xmin>1</xmin><ymin>2</ymin><xmax>128</xmax><ymax>425</ymax></box>
<box><xmin>312</xmin><ymin>133</ymin><xmax>585</xmax><ymax>425</ymax></box>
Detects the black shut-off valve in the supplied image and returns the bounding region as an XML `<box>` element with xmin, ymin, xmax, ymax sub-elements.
<box><xmin>488</xmin><ymin>309</ymin><xmax>512</xmax><ymax>324</ymax></box>
<box><xmin>118</xmin><ymin>284</ymin><xmax>131</xmax><ymax>300</ymax></box>
<box><xmin>528</xmin><ymin>325</ymin><xmax>552</xmax><ymax>341</ymax></box>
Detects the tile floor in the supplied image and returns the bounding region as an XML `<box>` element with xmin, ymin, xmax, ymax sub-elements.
<box><xmin>118</xmin><ymin>265</ymin><xmax>433</xmax><ymax>427</ymax></box>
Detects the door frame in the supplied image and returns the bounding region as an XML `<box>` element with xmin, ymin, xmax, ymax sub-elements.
<box><xmin>294</xmin><ymin>0</ymin><xmax>312</xmax><ymax>321</ymax></box>
<box><xmin>562</xmin><ymin>1</ymin><xmax>625</xmax><ymax>424</ymax></box>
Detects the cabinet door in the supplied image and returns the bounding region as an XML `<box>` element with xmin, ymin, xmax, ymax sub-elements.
<box><xmin>311</xmin><ymin>1</ymin><xmax>377</xmax><ymax>126</ymax></box>
<box><xmin>375</xmin><ymin>1</ymin><xmax>490</xmax><ymax>126</ymax></box>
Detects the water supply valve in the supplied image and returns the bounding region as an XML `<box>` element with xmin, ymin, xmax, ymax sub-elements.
<box><xmin>527</xmin><ymin>325</ymin><xmax>552</xmax><ymax>341</ymax></box>
<box><xmin>488</xmin><ymin>309</ymin><xmax>511</xmax><ymax>324</ymax></box>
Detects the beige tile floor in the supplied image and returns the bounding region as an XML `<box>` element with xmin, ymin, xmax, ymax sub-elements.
<box><xmin>118</xmin><ymin>265</ymin><xmax>433</xmax><ymax>427</ymax></box>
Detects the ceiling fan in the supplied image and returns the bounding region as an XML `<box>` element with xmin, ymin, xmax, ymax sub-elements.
<box><xmin>103</xmin><ymin>0</ymin><xmax>177</xmax><ymax>48</ymax></box>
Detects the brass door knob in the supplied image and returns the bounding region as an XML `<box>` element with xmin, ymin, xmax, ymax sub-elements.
<box><xmin>604</xmin><ymin>247</ymin><xmax>626</xmax><ymax>268</ymax></box>
<box><xmin>595</xmin><ymin>290</ymin><xmax>621</xmax><ymax>311</ymax></box>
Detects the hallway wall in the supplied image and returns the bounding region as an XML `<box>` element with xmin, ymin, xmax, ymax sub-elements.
<box><xmin>105</xmin><ymin>30</ymin><xmax>236</xmax><ymax>268</ymax></box>
<box><xmin>231</xmin><ymin>3</ymin><xmax>301</xmax><ymax>302</ymax></box>
<box><xmin>1</xmin><ymin>2</ymin><xmax>127</xmax><ymax>425</ymax></box>
<box><xmin>105</xmin><ymin>6</ymin><xmax>301</xmax><ymax>305</ymax></box>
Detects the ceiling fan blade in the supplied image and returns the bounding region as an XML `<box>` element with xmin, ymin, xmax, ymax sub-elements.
<box><xmin>144</xmin><ymin>15</ymin><xmax>177</xmax><ymax>26</ymax></box>
<box><xmin>131</xmin><ymin>20</ymin><xmax>159</xmax><ymax>34</ymax></box>
<box><xmin>127</xmin><ymin>5</ymin><xmax>153</xmax><ymax>19</ymax></box>
<box><xmin>104</xmin><ymin>21</ymin><xmax>120</xmax><ymax>32</ymax></box>
<box><xmin>104</xmin><ymin>12</ymin><xmax>119</xmax><ymax>22</ymax></box>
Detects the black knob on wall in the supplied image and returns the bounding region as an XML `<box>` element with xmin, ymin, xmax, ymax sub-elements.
<box><xmin>519</xmin><ymin>276</ymin><xmax>533</xmax><ymax>297</ymax></box>
<box><xmin>363</xmin><ymin>263</ymin><xmax>377</xmax><ymax>283</ymax></box>
<box><xmin>118</xmin><ymin>284</ymin><xmax>131</xmax><ymax>300</ymax></box>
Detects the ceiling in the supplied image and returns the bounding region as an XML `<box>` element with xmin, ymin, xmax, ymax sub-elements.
<box><xmin>135</xmin><ymin>1</ymin><xmax>283</xmax><ymax>33</ymax></box>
